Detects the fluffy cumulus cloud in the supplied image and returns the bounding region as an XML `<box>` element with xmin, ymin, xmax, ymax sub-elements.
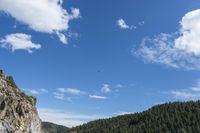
<box><xmin>0</xmin><ymin>33</ymin><xmax>41</xmax><ymax>53</ymax></box>
<box><xmin>117</xmin><ymin>18</ymin><xmax>136</xmax><ymax>30</ymax></box>
<box><xmin>89</xmin><ymin>95</ymin><xmax>108</xmax><ymax>100</ymax></box>
<box><xmin>70</xmin><ymin>8</ymin><xmax>81</xmax><ymax>20</ymax></box>
<box><xmin>134</xmin><ymin>9</ymin><xmax>200</xmax><ymax>70</ymax></box>
<box><xmin>175</xmin><ymin>10</ymin><xmax>200</xmax><ymax>55</ymax></box>
<box><xmin>0</xmin><ymin>0</ymin><xmax>80</xmax><ymax>44</ymax></box>
<box><xmin>101</xmin><ymin>84</ymin><xmax>111</xmax><ymax>93</ymax></box>
<box><xmin>117</xmin><ymin>19</ymin><xmax>129</xmax><ymax>29</ymax></box>
<box><xmin>170</xmin><ymin>80</ymin><xmax>200</xmax><ymax>100</ymax></box>
<box><xmin>38</xmin><ymin>108</ymin><xmax>106</xmax><ymax>127</ymax></box>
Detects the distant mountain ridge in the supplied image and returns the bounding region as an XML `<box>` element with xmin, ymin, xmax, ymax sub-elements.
<box><xmin>43</xmin><ymin>101</ymin><xmax>200</xmax><ymax>133</ymax></box>
<box><xmin>1</xmin><ymin>69</ymin><xmax>200</xmax><ymax>133</ymax></box>
<box><xmin>42</xmin><ymin>122</ymin><xmax>69</xmax><ymax>133</ymax></box>
<box><xmin>69</xmin><ymin>101</ymin><xmax>200</xmax><ymax>133</ymax></box>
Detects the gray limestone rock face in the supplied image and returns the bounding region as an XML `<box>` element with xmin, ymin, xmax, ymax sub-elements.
<box><xmin>0</xmin><ymin>70</ymin><xmax>43</xmax><ymax>133</ymax></box>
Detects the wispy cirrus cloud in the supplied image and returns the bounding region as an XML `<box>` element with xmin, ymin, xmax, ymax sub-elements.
<box><xmin>53</xmin><ymin>84</ymin><xmax>114</xmax><ymax>101</ymax></box>
<box><xmin>23</xmin><ymin>88</ymin><xmax>48</xmax><ymax>95</ymax></box>
<box><xmin>38</xmin><ymin>108</ymin><xmax>106</xmax><ymax>127</ymax></box>
<box><xmin>169</xmin><ymin>80</ymin><xmax>200</xmax><ymax>100</ymax></box>
<box><xmin>170</xmin><ymin>90</ymin><xmax>198</xmax><ymax>100</ymax></box>
<box><xmin>134</xmin><ymin>9</ymin><xmax>200</xmax><ymax>71</ymax></box>
<box><xmin>115</xmin><ymin>84</ymin><xmax>124</xmax><ymax>88</ymax></box>
<box><xmin>0</xmin><ymin>0</ymin><xmax>80</xmax><ymax>44</ymax></box>
<box><xmin>53</xmin><ymin>88</ymin><xmax>84</xmax><ymax>101</ymax></box>
<box><xmin>53</xmin><ymin>92</ymin><xmax>65</xmax><ymax>100</ymax></box>
<box><xmin>57</xmin><ymin>88</ymin><xmax>84</xmax><ymax>95</ymax></box>
<box><xmin>115</xmin><ymin>111</ymin><xmax>134</xmax><ymax>116</ymax></box>
<box><xmin>138</xmin><ymin>21</ymin><xmax>145</xmax><ymax>26</ymax></box>
<box><xmin>89</xmin><ymin>95</ymin><xmax>108</xmax><ymax>100</ymax></box>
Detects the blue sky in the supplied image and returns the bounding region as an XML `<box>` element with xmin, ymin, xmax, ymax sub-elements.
<box><xmin>1</xmin><ymin>0</ymin><xmax>200</xmax><ymax>127</ymax></box>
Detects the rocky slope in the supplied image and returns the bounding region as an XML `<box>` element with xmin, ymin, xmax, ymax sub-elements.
<box><xmin>0</xmin><ymin>70</ymin><xmax>42</xmax><ymax>133</ymax></box>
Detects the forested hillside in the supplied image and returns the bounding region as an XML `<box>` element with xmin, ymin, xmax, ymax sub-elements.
<box><xmin>69</xmin><ymin>101</ymin><xmax>200</xmax><ymax>133</ymax></box>
<box><xmin>42</xmin><ymin>122</ymin><xmax>69</xmax><ymax>133</ymax></box>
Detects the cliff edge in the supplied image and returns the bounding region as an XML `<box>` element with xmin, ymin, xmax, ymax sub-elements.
<box><xmin>0</xmin><ymin>70</ymin><xmax>42</xmax><ymax>133</ymax></box>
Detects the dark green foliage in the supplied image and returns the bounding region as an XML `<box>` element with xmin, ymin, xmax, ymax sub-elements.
<box><xmin>0</xmin><ymin>70</ymin><xmax>3</xmax><ymax>76</ymax></box>
<box><xmin>20</xmin><ymin>91</ymin><xmax>36</xmax><ymax>106</ymax></box>
<box><xmin>5</xmin><ymin>75</ymin><xmax>36</xmax><ymax>106</ymax></box>
<box><xmin>42</xmin><ymin>122</ymin><xmax>69</xmax><ymax>133</ymax></box>
<box><xmin>6</xmin><ymin>76</ymin><xmax>18</xmax><ymax>89</ymax></box>
<box><xmin>69</xmin><ymin>101</ymin><xmax>200</xmax><ymax>133</ymax></box>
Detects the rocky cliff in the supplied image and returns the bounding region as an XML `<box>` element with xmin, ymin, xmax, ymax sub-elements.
<box><xmin>0</xmin><ymin>70</ymin><xmax>42</xmax><ymax>133</ymax></box>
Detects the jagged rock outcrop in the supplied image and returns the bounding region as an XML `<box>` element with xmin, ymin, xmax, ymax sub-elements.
<box><xmin>0</xmin><ymin>70</ymin><xmax>43</xmax><ymax>133</ymax></box>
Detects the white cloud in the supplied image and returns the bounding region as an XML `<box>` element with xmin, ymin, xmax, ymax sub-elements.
<box><xmin>38</xmin><ymin>108</ymin><xmax>106</xmax><ymax>127</ymax></box>
<box><xmin>89</xmin><ymin>95</ymin><xmax>108</xmax><ymax>100</ymax></box>
<box><xmin>115</xmin><ymin>111</ymin><xmax>134</xmax><ymax>116</ymax></box>
<box><xmin>117</xmin><ymin>19</ymin><xmax>129</xmax><ymax>29</ymax></box>
<box><xmin>0</xmin><ymin>33</ymin><xmax>41</xmax><ymax>53</ymax></box>
<box><xmin>57</xmin><ymin>88</ymin><xmax>83</xmax><ymax>95</ymax></box>
<box><xmin>191</xmin><ymin>87</ymin><xmax>200</xmax><ymax>92</ymax></box>
<box><xmin>117</xmin><ymin>18</ymin><xmax>135</xmax><ymax>30</ymax></box>
<box><xmin>23</xmin><ymin>88</ymin><xmax>48</xmax><ymax>95</ymax></box>
<box><xmin>70</xmin><ymin>8</ymin><xmax>81</xmax><ymax>19</ymax></box>
<box><xmin>138</xmin><ymin>21</ymin><xmax>145</xmax><ymax>26</ymax></box>
<box><xmin>170</xmin><ymin>80</ymin><xmax>200</xmax><ymax>100</ymax></box>
<box><xmin>56</xmin><ymin>32</ymin><xmax>68</xmax><ymax>44</ymax></box>
<box><xmin>115</xmin><ymin>84</ymin><xmax>124</xmax><ymax>88</ymax></box>
<box><xmin>53</xmin><ymin>92</ymin><xmax>65</xmax><ymax>100</ymax></box>
<box><xmin>134</xmin><ymin>9</ymin><xmax>200</xmax><ymax>70</ymax></box>
<box><xmin>67</xmin><ymin>97</ymin><xmax>73</xmax><ymax>103</ymax></box>
<box><xmin>40</xmin><ymin>88</ymin><xmax>48</xmax><ymax>93</ymax></box>
<box><xmin>27</xmin><ymin>89</ymin><xmax>40</xmax><ymax>95</ymax></box>
<box><xmin>101</xmin><ymin>84</ymin><xmax>111</xmax><ymax>93</ymax></box>
<box><xmin>0</xmin><ymin>0</ymin><xmax>80</xmax><ymax>44</ymax></box>
<box><xmin>170</xmin><ymin>90</ymin><xmax>197</xmax><ymax>100</ymax></box>
<box><xmin>175</xmin><ymin>9</ymin><xmax>200</xmax><ymax>55</ymax></box>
